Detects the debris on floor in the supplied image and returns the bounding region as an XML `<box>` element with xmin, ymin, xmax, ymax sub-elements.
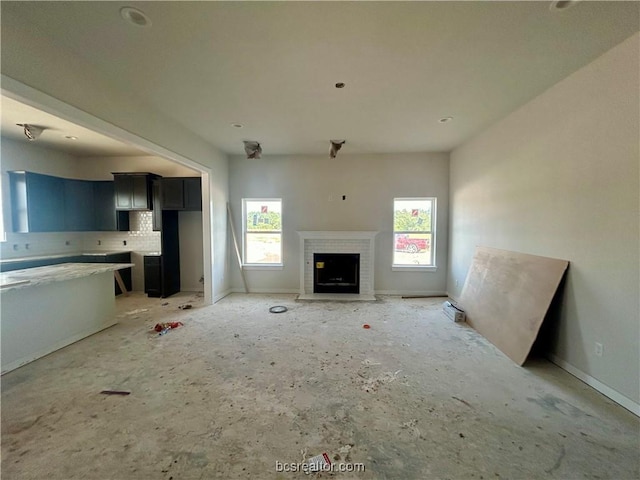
<box><xmin>154</xmin><ymin>321</ymin><xmax>184</xmax><ymax>336</ymax></box>
<box><xmin>124</xmin><ymin>308</ymin><xmax>149</xmax><ymax>316</ymax></box>
<box><xmin>178</xmin><ymin>304</ymin><xmax>192</xmax><ymax>310</ymax></box>
<box><xmin>442</xmin><ymin>301</ymin><xmax>466</xmax><ymax>322</ymax></box>
<box><xmin>269</xmin><ymin>305</ymin><xmax>288</xmax><ymax>313</ymax></box>
<box><xmin>161</xmin><ymin>302</ymin><xmax>169</xmax><ymax>306</ymax></box>
<box><xmin>306</xmin><ymin>452</ymin><xmax>331</xmax><ymax>472</ymax></box>
<box><xmin>363</xmin><ymin>324</ymin><xmax>371</xmax><ymax>329</ymax></box>
<box><xmin>100</xmin><ymin>390</ymin><xmax>131</xmax><ymax>396</ymax></box>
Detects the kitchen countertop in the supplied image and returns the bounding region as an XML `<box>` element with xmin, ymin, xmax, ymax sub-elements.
<box><xmin>0</xmin><ymin>251</ymin><xmax>133</xmax><ymax>264</ymax></box>
<box><xmin>0</xmin><ymin>263</ymin><xmax>135</xmax><ymax>292</ymax></box>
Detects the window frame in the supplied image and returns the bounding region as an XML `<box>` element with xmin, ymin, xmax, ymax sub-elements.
<box><xmin>392</xmin><ymin>197</ymin><xmax>437</xmax><ymax>271</ymax></box>
<box><xmin>241</xmin><ymin>198</ymin><xmax>283</xmax><ymax>269</ymax></box>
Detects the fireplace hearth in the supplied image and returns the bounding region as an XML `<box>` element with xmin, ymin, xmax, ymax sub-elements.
<box><xmin>314</xmin><ymin>253</ymin><xmax>360</xmax><ymax>294</ymax></box>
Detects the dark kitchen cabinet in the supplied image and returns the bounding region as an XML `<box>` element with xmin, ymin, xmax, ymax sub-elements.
<box><xmin>161</xmin><ymin>177</ymin><xmax>202</xmax><ymax>211</ymax></box>
<box><xmin>144</xmin><ymin>210</ymin><xmax>180</xmax><ymax>298</ymax></box>
<box><xmin>144</xmin><ymin>255</ymin><xmax>162</xmax><ymax>297</ymax></box>
<box><xmin>9</xmin><ymin>171</ymin><xmax>65</xmax><ymax>232</ymax></box>
<box><xmin>161</xmin><ymin>178</ymin><xmax>184</xmax><ymax>210</ymax></box>
<box><xmin>152</xmin><ymin>179</ymin><xmax>162</xmax><ymax>232</ymax></box>
<box><xmin>184</xmin><ymin>177</ymin><xmax>202</xmax><ymax>210</ymax></box>
<box><xmin>64</xmin><ymin>179</ymin><xmax>95</xmax><ymax>231</ymax></box>
<box><xmin>10</xmin><ymin>172</ymin><xmax>130</xmax><ymax>233</ymax></box>
<box><xmin>94</xmin><ymin>181</ymin><xmax>130</xmax><ymax>232</ymax></box>
<box><xmin>113</xmin><ymin>173</ymin><xmax>159</xmax><ymax>210</ymax></box>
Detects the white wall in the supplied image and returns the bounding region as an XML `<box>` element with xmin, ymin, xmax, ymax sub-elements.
<box><xmin>448</xmin><ymin>33</ymin><xmax>639</xmax><ymax>408</ymax></box>
<box><xmin>229</xmin><ymin>152</ymin><xmax>449</xmax><ymax>294</ymax></box>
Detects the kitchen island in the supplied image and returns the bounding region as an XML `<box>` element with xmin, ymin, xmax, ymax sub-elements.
<box><xmin>1</xmin><ymin>262</ymin><xmax>134</xmax><ymax>374</ymax></box>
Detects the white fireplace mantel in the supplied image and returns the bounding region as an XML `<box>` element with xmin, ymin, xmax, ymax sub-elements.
<box><xmin>297</xmin><ymin>231</ymin><xmax>379</xmax><ymax>241</ymax></box>
<box><xmin>297</xmin><ymin>231</ymin><xmax>379</xmax><ymax>299</ymax></box>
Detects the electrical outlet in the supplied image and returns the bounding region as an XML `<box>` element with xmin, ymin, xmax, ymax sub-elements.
<box><xmin>595</xmin><ymin>342</ymin><xmax>603</xmax><ymax>357</ymax></box>
<box><xmin>328</xmin><ymin>194</ymin><xmax>334</xmax><ymax>202</ymax></box>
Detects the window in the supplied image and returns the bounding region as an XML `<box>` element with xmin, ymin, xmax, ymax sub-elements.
<box><xmin>393</xmin><ymin>197</ymin><xmax>436</xmax><ymax>267</ymax></box>
<box><xmin>243</xmin><ymin>199</ymin><xmax>282</xmax><ymax>265</ymax></box>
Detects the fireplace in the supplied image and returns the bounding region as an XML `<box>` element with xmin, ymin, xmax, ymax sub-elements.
<box><xmin>297</xmin><ymin>231</ymin><xmax>378</xmax><ymax>299</ymax></box>
<box><xmin>314</xmin><ymin>253</ymin><xmax>360</xmax><ymax>294</ymax></box>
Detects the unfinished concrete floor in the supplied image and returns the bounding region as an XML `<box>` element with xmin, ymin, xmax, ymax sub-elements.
<box><xmin>2</xmin><ymin>293</ymin><xmax>638</xmax><ymax>479</ymax></box>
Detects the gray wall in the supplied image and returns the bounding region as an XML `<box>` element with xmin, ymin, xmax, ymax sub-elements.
<box><xmin>448</xmin><ymin>33</ymin><xmax>639</xmax><ymax>408</ymax></box>
<box><xmin>229</xmin><ymin>152</ymin><xmax>449</xmax><ymax>294</ymax></box>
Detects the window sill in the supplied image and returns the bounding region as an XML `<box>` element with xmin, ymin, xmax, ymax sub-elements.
<box><xmin>392</xmin><ymin>265</ymin><xmax>438</xmax><ymax>272</ymax></box>
<box><xmin>243</xmin><ymin>264</ymin><xmax>284</xmax><ymax>271</ymax></box>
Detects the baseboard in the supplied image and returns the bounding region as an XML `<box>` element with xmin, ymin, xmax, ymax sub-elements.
<box><xmin>547</xmin><ymin>353</ymin><xmax>639</xmax><ymax>417</ymax></box>
<box><xmin>375</xmin><ymin>290</ymin><xmax>447</xmax><ymax>297</ymax></box>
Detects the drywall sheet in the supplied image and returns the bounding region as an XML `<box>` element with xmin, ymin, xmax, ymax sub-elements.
<box><xmin>459</xmin><ymin>246</ymin><xmax>569</xmax><ymax>365</ymax></box>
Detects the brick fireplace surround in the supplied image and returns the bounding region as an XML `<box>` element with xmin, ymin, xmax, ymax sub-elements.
<box><xmin>297</xmin><ymin>231</ymin><xmax>378</xmax><ymax>301</ymax></box>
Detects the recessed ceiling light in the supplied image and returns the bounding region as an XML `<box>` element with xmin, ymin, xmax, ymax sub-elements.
<box><xmin>549</xmin><ymin>0</ymin><xmax>582</xmax><ymax>11</ymax></box>
<box><xmin>335</xmin><ymin>82</ymin><xmax>346</xmax><ymax>89</ymax></box>
<box><xmin>439</xmin><ymin>116</ymin><xmax>454</xmax><ymax>123</ymax></box>
<box><xmin>64</xmin><ymin>135</ymin><xmax>78</xmax><ymax>140</ymax></box>
<box><xmin>120</xmin><ymin>6</ymin><xmax>152</xmax><ymax>27</ymax></box>
<box><xmin>230</xmin><ymin>123</ymin><xmax>244</xmax><ymax>129</ymax></box>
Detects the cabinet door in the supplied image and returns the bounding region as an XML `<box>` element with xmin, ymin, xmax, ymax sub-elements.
<box><xmin>114</xmin><ymin>175</ymin><xmax>133</xmax><ymax>209</ymax></box>
<box><xmin>94</xmin><ymin>181</ymin><xmax>117</xmax><ymax>231</ymax></box>
<box><xmin>184</xmin><ymin>177</ymin><xmax>202</xmax><ymax>211</ymax></box>
<box><xmin>161</xmin><ymin>178</ymin><xmax>184</xmax><ymax>210</ymax></box>
<box><xmin>26</xmin><ymin>173</ymin><xmax>65</xmax><ymax>232</ymax></box>
<box><xmin>152</xmin><ymin>180</ymin><xmax>162</xmax><ymax>231</ymax></box>
<box><xmin>64</xmin><ymin>179</ymin><xmax>95</xmax><ymax>231</ymax></box>
<box><xmin>132</xmin><ymin>175</ymin><xmax>150</xmax><ymax>209</ymax></box>
<box><xmin>144</xmin><ymin>256</ymin><xmax>162</xmax><ymax>297</ymax></box>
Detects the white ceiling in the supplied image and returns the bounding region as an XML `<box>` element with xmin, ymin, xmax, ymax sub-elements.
<box><xmin>0</xmin><ymin>96</ymin><xmax>148</xmax><ymax>156</ymax></box>
<box><xmin>1</xmin><ymin>1</ymin><xmax>638</xmax><ymax>157</ymax></box>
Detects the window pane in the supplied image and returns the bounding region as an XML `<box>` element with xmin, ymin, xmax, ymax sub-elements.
<box><xmin>245</xmin><ymin>200</ymin><xmax>281</xmax><ymax>232</ymax></box>
<box><xmin>393</xmin><ymin>233</ymin><xmax>432</xmax><ymax>265</ymax></box>
<box><xmin>246</xmin><ymin>233</ymin><xmax>282</xmax><ymax>264</ymax></box>
<box><xmin>393</xmin><ymin>199</ymin><xmax>432</xmax><ymax>232</ymax></box>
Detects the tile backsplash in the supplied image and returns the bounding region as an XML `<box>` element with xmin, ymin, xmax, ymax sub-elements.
<box><xmin>0</xmin><ymin>211</ymin><xmax>161</xmax><ymax>259</ymax></box>
<box><xmin>83</xmin><ymin>211</ymin><xmax>161</xmax><ymax>252</ymax></box>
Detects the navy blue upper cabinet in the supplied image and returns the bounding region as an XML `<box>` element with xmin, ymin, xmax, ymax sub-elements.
<box><xmin>9</xmin><ymin>171</ymin><xmax>65</xmax><ymax>232</ymax></box>
<box><xmin>113</xmin><ymin>173</ymin><xmax>158</xmax><ymax>210</ymax></box>
<box><xmin>94</xmin><ymin>181</ymin><xmax>130</xmax><ymax>231</ymax></box>
<box><xmin>9</xmin><ymin>172</ymin><xmax>128</xmax><ymax>233</ymax></box>
<box><xmin>161</xmin><ymin>177</ymin><xmax>202</xmax><ymax>211</ymax></box>
<box><xmin>184</xmin><ymin>177</ymin><xmax>202</xmax><ymax>211</ymax></box>
<box><xmin>64</xmin><ymin>179</ymin><xmax>95</xmax><ymax>231</ymax></box>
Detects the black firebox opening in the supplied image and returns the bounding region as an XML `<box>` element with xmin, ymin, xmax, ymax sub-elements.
<box><xmin>314</xmin><ymin>253</ymin><xmax>360</xmax><ymax>294</ymax></box>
